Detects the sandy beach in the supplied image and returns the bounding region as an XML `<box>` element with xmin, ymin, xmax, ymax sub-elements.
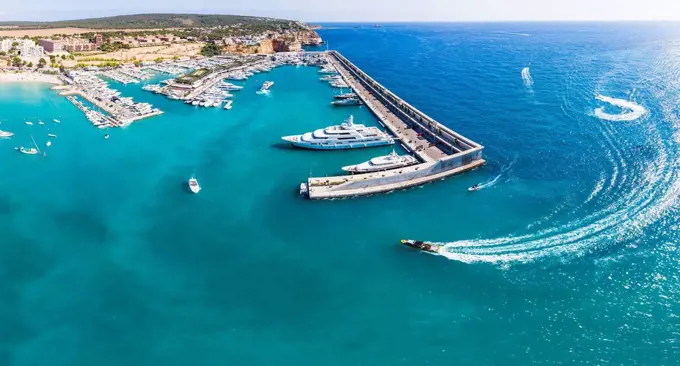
<box><xmin>0</xmin><ymin>72</ymin><xmax>62</xmax><ymax>84</ymax></box>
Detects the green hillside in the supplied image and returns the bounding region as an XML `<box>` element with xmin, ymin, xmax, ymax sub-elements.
<box><xmin>0</xmin><ymin>13</ymin><xmax>291</xmax><ymax>29</ymax></box>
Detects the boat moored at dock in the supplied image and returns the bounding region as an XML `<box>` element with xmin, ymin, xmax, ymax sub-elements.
<box><xmin>342</xmin><ymin>150</ymin><xmax>418</xmax><ymax>173</ymax></box>
<box><xmin>334</xmin><ymin>92</ymin><xmax>357</xmax><ymax>99</ymax></box>
<box><xmin>282</xmin><ymin>115</ymin><xmax>394</xmax><ymax>150</ymax></box>
<box><xmin>331</xmin><ymin>97</ymin><xmax>363</xmax><ymax>107</ymax></box>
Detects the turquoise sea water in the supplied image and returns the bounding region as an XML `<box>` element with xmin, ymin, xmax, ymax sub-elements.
<box><xmin>2</xmin><ymin>23</ymin><xmax>680</xmax><ymax>364</ymax></box>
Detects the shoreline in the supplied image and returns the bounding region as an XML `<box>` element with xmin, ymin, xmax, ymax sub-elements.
<box><xmin>0</xmin><ymin>72</ymin><xmax>62</xmax><ymax>85</ymax></box>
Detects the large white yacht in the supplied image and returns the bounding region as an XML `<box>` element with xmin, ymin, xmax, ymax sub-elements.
<box><xmin>342</xmin><ymin>150</ymin><xmax>418</xmax><ymax>173</ymax></box>
<box><xmin>282</xmin><ymin>115</ymin><xmax>394</xmax><ymax>150</ymax></box>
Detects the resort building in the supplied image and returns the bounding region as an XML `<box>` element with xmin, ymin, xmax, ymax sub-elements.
<box><xmin>0</xmin><ymin>39</ymin><xmax>44</xmax><ymax>58</ymax></box>
<box><xmin>39</xmin><ymin>36</ymin><xmax>100</xmax><ymax>53</ymax></box>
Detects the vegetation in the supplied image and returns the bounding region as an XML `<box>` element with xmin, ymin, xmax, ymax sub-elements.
<box><xmin>200</xmin><ymin>43</ymin><xmax>221</xmax><ymax>57</ymax></box>
<box><xmin>0</xmin><ymin>14</ymin><xmax>289</xmax><ymax>29</ymax></box>
<box><xmin>11</xmin><ymin>56</ymin><xmax>21</xmax><ymax>67</ymax></box>
<box><xmin>38</xmin><ymin>58</ymin><xmax>46</xmax><ymax>67</ymax></box>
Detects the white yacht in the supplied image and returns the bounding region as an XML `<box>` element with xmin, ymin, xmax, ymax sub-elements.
<box><xmin>19</xmin><ymin>147</ymin><xmax>39</xmax><ymax>155</ymax></box>
<box><xmin>53</xmin><ymin>119</ymin><xmax>61</xmax><ymax>123</ymax></box>
<box><xmin>188</xmin><ymin>177</ymin><xmax>201</xmax><ymax>194</ymax></box>
<box><xmin>0</xmin><ymin>130</ymin><xmax>14</xmax><ymax>138</ymax></box>
<box><xmin>223</xmin><ymin>100</ymin><xmax>233</xmax><ymax>110</ymax></box>
<box><xmin>282</xmin><ymin>115</ymin><xmax>394</xmax><ymax>150</ymax></box>
<box><xmin>261</xmin><ymin>81</ymin><xmax>274</xmax><ymax>91</ymax></box>
<box><xmin>342</xmin><ymin>150</ymin><xmax>418</xmax><ymax>173</ymax></box>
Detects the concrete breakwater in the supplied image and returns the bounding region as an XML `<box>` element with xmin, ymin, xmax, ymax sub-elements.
<box><xmin>303</xmin><ymin>51</ymin><xmax>485</xmax><ymax>199</ymax></box>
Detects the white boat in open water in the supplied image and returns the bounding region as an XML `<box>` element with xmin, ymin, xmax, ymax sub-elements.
<box><xmin>0</xmin><ymin>130</ymin><xmax>14</xmax><ymax>138</ymax></box>
<box><xmin>18</xmin><ymin>134</ymin><xmax>40</xmax><ymax>155</ymax></box>
<box><xmin>188</xmin><ymin>177</ymin><xmax>201</xmax><ymax>194</ymax></box>
<box><xmin>282</xmin><ymin>115</ymin><xmax>394</xmax><ymax>150</ymax></box>
<box><xmin>342</xmin><ymin>150</ymin><xmax>418</xmax><ymax>173</ymax></box>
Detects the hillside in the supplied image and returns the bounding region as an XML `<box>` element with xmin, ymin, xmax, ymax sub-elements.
<box><xmin>0</xmin><ymin>13</ymin><xmax>291</xmax><ymax>29</ymax></box>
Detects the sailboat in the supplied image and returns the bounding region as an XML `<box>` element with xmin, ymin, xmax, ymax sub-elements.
<box><xmin>18</xmin><ymin>135</ymin><xmax>40</xmax><ymax>155</ymax></box>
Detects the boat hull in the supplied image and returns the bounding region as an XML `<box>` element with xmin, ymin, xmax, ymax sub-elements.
<box><xmin>284</xmin><ymin>138</ymin><xmax>394</xmax><ymax>150</ymax></box>
<box><xmin>401</xmin><ymin>240</ymin><xmax>441</xmax><ymax>253</ymax></box>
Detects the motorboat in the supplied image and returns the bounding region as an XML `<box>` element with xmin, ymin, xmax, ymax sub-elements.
<box><xmin>342</xmin><ymin>150</ymin><xmax>417</xmax><ymax>173</ymax></box>
<box><xmin>25</xmin><ymin>121</ymin><xmax>33</xmax><ymax>125</ymax></box>
<box><xmin>260</xmin><ymin>81</ymin><xmax>274</xmax><ymax>91</ymax></box>
<box><xmin>468</xmin><ymin>184</ymin><xmax>481</xmax><ymax>192</ymax></box>
<box><xmin>104</xmin><ymin>134</ymin><xmax>110</xmax><ymax>139</ymax></box>
<box><xmin>331</xmin><ymin>98</ymin><xmax>362</xmax><ymax>107</ymax></box>
<box><xmin>188</xmin><ymin>177</ymin><xmax>201</xmax><ymax>194</ymax></box>
<box><xmin>0</xmin><ymin>130</ymin><xmax>14</xmax><ymax>138</ymax></box>
<box><xmin>46</xmin><ymin>141</ymin><xmax>52</xmax><ymax>147</ymax></box>
<box><xmin>53</xmin><ymin>119</ymin><xmax>60</xmax><ymax>123</ymax></box>
<box><xmin>282</xmin><ymin>115</ymin><xmax>394</xmax><ymax>150</ymax></box>
<box><xmin>401</xmin><ymin>239</ymin><xmax>442</xmax><ymax>253</ymax></box>
<box><xmin>223</xmin><ymin>100</ymin><xmax>233</xmax><ymax>110</ymax></box>
<box><xmin>47</xmin><ymin>134</ymin><xmax>57</xmax><ymax>138</ymax></box>
<box><xmin>299</xmin><ymin>183</ymin><xmax>308</xmax><ymax>196</ymax></box>
<box><xmin>334</xmin><ymin>93</ymin><xmax>357</xmax><ymax>99</ymax></box>
<box><xmin>38</xmin><ymin>121</ymin><xmax>44</xmax><ymax>125</ymax></box>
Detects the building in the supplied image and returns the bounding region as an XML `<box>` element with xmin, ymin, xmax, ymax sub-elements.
<box><xmin>39</xmin><ymin>38</ymin><xmax>98</xmax><ymax>53</ymax></box>
<box><xmin>1</xmin><ymin>39</ymin><xmax>44</xmax><ymax>58</ymax></box>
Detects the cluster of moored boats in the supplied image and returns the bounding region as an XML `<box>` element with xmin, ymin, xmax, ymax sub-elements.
<box><xmin>0</xmin><ymin>118</ymin><xmax>64</xmax><ymax>155</ymax></box>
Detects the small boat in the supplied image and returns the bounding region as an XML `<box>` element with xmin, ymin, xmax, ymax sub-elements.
<box><xmin>401</xmin><ymin>239</ymin><xmax>442</xmax><ymax>253</ymax></box>
<box><xmin>299</xmin><ymin>183</ymin><xmax>308</xmax><ymax>196</ymax></box>
<box><xmin>46</xmin><ymin>141</ymin><xmax>52</xmax><ymax>147</ymax></box>
<box><xmin>468</xmin><ymin>184</ymin><xmax>480</xmax><ymax>192</ymax></box>
<box><xmin>47</xmin><ymin>134</ymin><xmax>57</xmax><ymax>138</ymax></box>
<box><xmin>25</xmin><ymin>121</ymin><xmax>33</xmax><ymax>126</ymax></box>
<box><xmin>19</xmin><ymin>147</ymin><xmax>39</xmax><ymax>155</ymax></box>
<box><xmin>0</xmin><ymin>130</ymin><xmax>14</xmax><ymax>138</ymax></box>
<box><xmin>38</xmin><ymin>121</ymin><xmax>44</xmax><ymax>125</ymax></box>
<box><xmin>260</xmin><ymin>81</ymin><xmax>274</xmax><ymax>91</ymax></box>
<box><xmin>104</xmin><ymin>134</ymin><xmax>110</xmax><ymax>139</ymax></box>
<box><xmin>188</xmin><ymin>177</ymin><xmax>201</xmax><ymax>194</ymax></box>
<box><xmin>223</xmin><ymin>100</ymin><xmax>233</xmax><ymax>110</ymax></box>
<box><xmin>53</xmin><ymin>119</ymin><xmax>60</xmax><ymax>123</ymax></box>
<box><xmin>331</xmin><ymin>98</ymin><xmax>362</xmax><ymax>107</ymax></box>
<box><xmin>18</xmin><ymin>134</ymin><xmax>40</xmax><ymax>155</ymax></box>
<box><xmin>334</xmin><ymin>93</ymin><xmax>357</xmax><ymax>99</ymax></box>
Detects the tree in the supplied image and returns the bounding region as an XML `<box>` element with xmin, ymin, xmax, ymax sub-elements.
<box><xmin>38</xmin><ymin>58</ymin><xmax>46</xmax><ymax>68</ymax></box>
<box><xmin>134</xmin><ymin>60</ymin><xmax>141</xmax><ymax>67</ymax></box>
<box><xmin>200</xmin><ymin>43</ymin><xmax>221</xmax><ymax>57</ymax></box>
<box><xmin>27</xmin><ymin>62</ymin><xmax>33</xmax><ymax>68</ymax></box>
<box><xmin>61</xmin><ymin>55</ymin><xmax>66</xmax><ymax>60</ymax></box>
<box><xmin>11</xmin><ymin>41</ymin><xmax>18</xmax><ymax>47</ymax></box>
<box><xmin>11</xmin><ymin>56</ymin><xmax>21</xmax><ymax>67</ymax></box>
<box><xmin>154</xmin><ymin>57</ymin><xmax>163</xmax><ymax>63</ymax></box>
<box><xmin>49</xmin><ymin>55</ymin><xmax>55</xmax><ymax>63</ymax></box>
<box><xmin>0</xmin><ymin>51</ymin><xmax>5</xmax><ymax>56</ymax></box>
<box><xmin>173</xmin><ymin>55</ymin><xmax>179</xmax><ymax>60</ymax></box>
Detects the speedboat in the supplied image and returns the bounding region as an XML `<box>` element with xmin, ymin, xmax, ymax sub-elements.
<box><xmin>188</xmin><ymin>177</ymin><xmax>201</xmax><ymax>194</ymax></box>
<box><xmin>53</xmin><ymin>119</ymin><xmax>61</xmax><ymax>123</ymax></box>
<box><xmin>282</xmin><ymin>115</ymin><xmax>394</xmax><ymax>150</ymax></box>
<box><xmin>260</xmin><ymin>81</ymin><xmax>274</xmax><ymax>91</ymax></box>
<box><xmin>468</xmin><ymin>184</ymin><xmax>481</xmax><ymax>192</ymax></box>
<box><xmin>38</xmin><ymin>121</ymin><xmax>44</xmax><ymax>125</ymax></box>
<box><xmin>0</xmin><ymin>130</ymin><xmax>14</xmax><ymax>138</ymax></box>
<box><xmin>342</xmin><ymin>150</ymin><xmax>417</xmax><ymax>173</ymax></box>
<box><xmin>25</xmin><ymin>121</ymin><xmax>33</xmax><ymax>126</ymax></box>
<box><xmin>401</xmin><ymin>239</ymin><xmax>442</xmax><ymax>253</ymax></box>
<box><xmin>46</xmin><ymin>141</ymin><xmax>52</xmax><ymax>147</ymax></box>
<box><xmin>48</xmin><ymin>133</ymin><xmax>57</xmax><ymax>138</ymax></box>
<box><xmin>223</xmin><ymin>100</ymin><xmax>233</xmax><ymax>110</ymax></box>
<box><xmin>104</xmin><ymin>134</ymin><xmax>110</xmax><ymax>139</ymax></box>
<box><xmin>331</xmin><ymin>98</ymin><xmax>362</xmax><ymax>107</ymax></box>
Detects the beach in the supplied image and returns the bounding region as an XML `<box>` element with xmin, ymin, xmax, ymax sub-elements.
<box><xmin>0</xmin><ymin>72</ymin><xmax>62</xmax><ymax>84</ymax></box>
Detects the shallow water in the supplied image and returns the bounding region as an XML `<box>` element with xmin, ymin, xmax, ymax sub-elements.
<box><xmin>1</xmin><ymin>22</ymin><xmax>680</xmax><ymax>365</ymax></box>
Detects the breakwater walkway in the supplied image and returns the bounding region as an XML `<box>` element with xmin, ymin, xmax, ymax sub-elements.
<box><xmin>303</xmin><ymin>51</ymin><xmax>485</xmax><ymax>199</ymax></box>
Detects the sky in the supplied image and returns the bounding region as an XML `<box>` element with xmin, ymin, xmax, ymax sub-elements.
<box><xmin>3</xmin><ymin>0</ymin><xmax>680</xmax><ymax>22</ymax></box>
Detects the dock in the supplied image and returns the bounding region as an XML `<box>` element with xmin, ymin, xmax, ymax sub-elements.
<box><xmin>303</xmin><ymin>51</ymin><xmax>485</xmax><ymax>199</ymax></box>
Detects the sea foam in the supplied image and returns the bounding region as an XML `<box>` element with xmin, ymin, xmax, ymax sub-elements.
<box><xmin>594</xmin><ymin>94</ymin><xmax>647</xmax><ymax>122</ymax></box>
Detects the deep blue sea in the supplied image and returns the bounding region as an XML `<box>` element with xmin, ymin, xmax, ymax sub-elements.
<box><xmin>2</xmin><ymin>22</ymin><xmax>680</xmax><ymax>365</ymax></box>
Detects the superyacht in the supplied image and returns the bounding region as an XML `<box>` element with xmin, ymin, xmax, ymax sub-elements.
<box><xmin>281</xmin><ymin>115</ymin><xmax>394</xmax><ymax>150</ymax></box>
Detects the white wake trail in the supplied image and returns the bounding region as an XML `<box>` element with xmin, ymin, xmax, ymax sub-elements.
<box><xmin>594</xmin><ymin>94</ymin><xmax>647</xmax><ymax>122</ymax></box>
<box><xmin>521</xmin><ymin>67</ymin><xmax>533</xmax><ymax>88</ymax></box>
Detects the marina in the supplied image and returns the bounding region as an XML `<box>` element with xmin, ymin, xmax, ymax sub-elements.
<box><xmin>299</xmin><ymin>51</ymin><xmax>485</xmax><ymax>199</ymax></box>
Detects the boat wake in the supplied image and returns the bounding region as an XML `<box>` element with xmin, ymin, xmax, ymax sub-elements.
<box><xmin>474</xmin><ymin>159</ymin><xmax>516</xmax><ymax>191</ymax></box>
<box><xmin>593</xmin><ymin>94</ymin><xmax>647</xmax><ymax>122</ymax></box>
<box><xmin>521</xmin><ymin>67</ymin><xmax>533</xmax><ymax>88</ymax></box>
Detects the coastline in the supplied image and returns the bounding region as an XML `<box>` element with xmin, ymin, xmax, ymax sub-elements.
<box><xmin>0</xmin><ymin>72</ymin><xmax>62</xmax><ymax>85</ymax></box>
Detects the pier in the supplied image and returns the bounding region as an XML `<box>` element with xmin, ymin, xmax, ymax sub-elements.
<box><xmin>303</xmin><ymin>51</ymin><xmax>485</xmax><ymax>199</ymax></box>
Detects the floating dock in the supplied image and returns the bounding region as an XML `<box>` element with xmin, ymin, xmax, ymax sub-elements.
<box><xmin>303</xmin><ymin>51</ymin><xmax>485</xmax><ymax>199</ymax></box>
